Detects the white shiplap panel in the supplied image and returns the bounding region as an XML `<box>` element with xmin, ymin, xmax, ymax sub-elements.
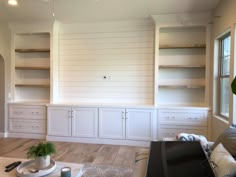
<box><xmin>60</xmin><ymin>37</ymin><xmax>154</xmax><ymax>45</ymax></box>
<box><xmin>60</xmin><ymin>42</ymin><xmax>154</xmax><ymax>50</ymax></box>
<box><xmin>60</xmin><ymin>53</ymin><xmax>153</xmax><ymax>61</ymax></box>
<box><xmin>58</xmin><ymin>20</ymin><xmax>154</xmax><ymax>104</ymax></box>
<box><xmin>59</xmin><ymin>65</ymin><xmax>153</xmax><ymax>71</ymax></box>
<box><xmin>60</xmin><ymin>59</ymin><xmax>153</xmax><ymax>66</ymax></box>
<box><xmin>59</xmin><ymin>70</ymin><xmax>153</xmax><ymax>77</ymax></box>
<box><xmin>59</xmin><ymin>81</ymin><xmax>153</xmax><ymax>87</ymax></box>
<box><xmin>59</xmin><ymin>86</ymin><xmax>153</xmax><ymax>93</ymax></box>
<box><xmin>59</xmin><ymin>97</ymin><xmax>153</xmax><ymax>105</ymax></box>
<box><xmin>60</xmin><ymin>30</ymin><xmax>154</xmax><ymax>39</ymax></box>
<box><xmin>60</xmin><ymin>92</ymin><xmax>153</xmax><ymax>99</ymax></box>
<box><xmin>59</xmin><ymin>76</ymin><xmax>153</xmax><ymax>82</ymax></box>
<box><xmin>59</xmin><ymin>48</ymin><xmax>153</xmax><ymax>56</ymax></box>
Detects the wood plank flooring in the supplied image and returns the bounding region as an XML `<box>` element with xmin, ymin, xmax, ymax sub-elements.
<box><xmin>0</xmin><ymin>138</ymin><xmax>149</xmax><ymax>169</ymax></box>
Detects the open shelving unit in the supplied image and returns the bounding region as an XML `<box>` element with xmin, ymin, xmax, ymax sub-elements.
<box><xmin>157</xmin><ymin>26</ymin><xmax>207</xmax><ymax>107</ymax></box>
<box><xmin>14</xmin><ymin>33</ymin><xmax>50</xmax><ymax>103</ymax></box>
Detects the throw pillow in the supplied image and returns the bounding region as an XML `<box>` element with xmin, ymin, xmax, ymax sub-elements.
<box><xmin>210</xmin><ymin>143</ymin><xmax>236</xmax><ymax>177</ymax></box>
<box><xmin>212</xmin><ymin>127</ymin><xmax>236</xmax><ymax>157</ymax></box>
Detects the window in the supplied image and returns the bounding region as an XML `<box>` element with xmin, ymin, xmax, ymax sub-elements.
<box><xmin>219</xmin><ymin>33</ymin><xmax>231</xmax><ymax>118</ymax></box>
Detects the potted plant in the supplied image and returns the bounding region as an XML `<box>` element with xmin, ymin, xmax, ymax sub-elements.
<box><xmin>27</xmin><ymin>142</ymin><xmax>56</xmax><ymax>169</ymax></box>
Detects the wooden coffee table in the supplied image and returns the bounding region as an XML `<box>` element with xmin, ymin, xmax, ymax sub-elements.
<box><xmin>0</xmin><ymin>157</ymin><xmax>83</xmax><ymax>177</ymax></box>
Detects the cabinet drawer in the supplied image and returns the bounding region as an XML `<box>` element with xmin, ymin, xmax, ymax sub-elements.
<box><xmin>9</xmin><ymin>105</ymin><xmax>46</xmax><ymax>119</ymax></box>
<box><xmin>159</xmin><ymin>110</ymin><xmax>207</xmax><ymax>126</ymax></box>
<box><xmin>9</xmin><ymin>119</ymin><xmax>46</xmax><ymax>134</ymax></box>
<box><xmin>159</xmin><ymin>125</ymin><xmax>207</xmax><ymax>139</ymax></box>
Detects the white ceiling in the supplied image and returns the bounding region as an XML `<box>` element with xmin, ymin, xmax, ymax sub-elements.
<box><xmin>0</xmin><ymin>0</ymin><xmax>221</xmax><ymax>23</ymax></box>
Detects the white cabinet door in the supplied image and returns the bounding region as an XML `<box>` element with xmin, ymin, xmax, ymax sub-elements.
<box><xmin>47</xmin><ymin>107</ymin><xmax>72</xmax><ymax>136</ymax></box>
<box><xmin>72</xmin><ymin>107</ymin><xmax>98</xmax><ymax>138</ymax></box>
<box><xmin>99</xmin><ymin>108</ymin><xmax>125</xmax><ymax>139</ymax></box>
<box><xmin>126</xmin><ymin>109</ymin><xmax>153</xmax><ymax>141</ymax></box>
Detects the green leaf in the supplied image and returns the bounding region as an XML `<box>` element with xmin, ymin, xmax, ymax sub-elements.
<box><xmin>231</xmin><ymin>76</ymin><xmax>236</xmax><ymax>95</ymax></box>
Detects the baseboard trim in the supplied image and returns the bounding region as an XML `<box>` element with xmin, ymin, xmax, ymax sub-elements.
<box><xmin>8</xmin><ymin>133</ymin><xmax>46</xmax><ymax>139</ymax></box>
<box><xmin>46</xmin><ymin>136</ymin><xmax>150</xmax><ymax>147</ymax></box>
<box><xmin>0</xmin><ymin>132</ymin><xmax>8</xmax><ymax>138</ymax></box>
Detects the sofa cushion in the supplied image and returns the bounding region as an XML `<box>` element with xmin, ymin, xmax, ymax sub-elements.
<box><xmin>210</xmin><ymin>143</ymin><xmax>236</xmax><ymax>177</ymax></box>
<box><xmin>212</xmin><ymin>127</ymin><xmax>236</xmax><ymax>157</ymax></box>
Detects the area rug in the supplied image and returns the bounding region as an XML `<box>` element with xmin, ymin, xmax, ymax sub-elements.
<box><xmin>78</xmin><ymin>164</ymin><xmax>133</xmax><ymax>177</ymax></box>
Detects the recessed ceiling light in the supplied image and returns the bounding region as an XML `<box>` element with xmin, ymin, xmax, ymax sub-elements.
<box><xmin>8</xmin><ymin>0</ymin><xmax>18</xmax><ymax>6</ymax></box>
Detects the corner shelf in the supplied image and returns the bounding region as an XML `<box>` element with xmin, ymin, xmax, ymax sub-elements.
<box><xmin>159</xmin><ymin>65</ymin><xmax>205</xmax><ymax>68</ymax></box>
<box><xmin>15</xmin><ymin>66</ymin><xmax>50</xmax><ymax>70</ymax></box>
<box><xmin>15</xmin><ymin>49</ymin><xmax>50</xmax><ymax>53</ymax></box>
<box><xmin>159</xmin><ymin>85</ymin><xmax>205</xmax><ymax>89</ymax></box>
<box><xmin>15</xmin><ymin>83</ymin><xmax>50</xmax><ymax>88</ymax></box>
<box><xmin>159</xmin><ymin>44</ymin><xmax>206</xmax><ymax>49</ymax></box>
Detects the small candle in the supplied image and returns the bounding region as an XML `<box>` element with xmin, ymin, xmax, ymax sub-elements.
<box><xmin>61</xmin><ymin>167</ymin><xmax>71</xmax><ymax>177</ymax></box>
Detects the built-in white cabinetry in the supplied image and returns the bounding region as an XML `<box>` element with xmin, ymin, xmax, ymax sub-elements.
<box><xmin>158</xmin><ymin>108</ymin><xmax>209</xmax><ymax>139</ymax></box>
<box><xmin>46</xmin><ymin>106</ymin><xmax>156</xmax><ymax>146</ymax></box>
<box><xmin>151</xmin><ymin>13</ymin><xmax>211</xmax><ymax>140</ymax></box>
<box><xmin>8</xmin><ymin>104</ymin><xmax>46</xmax><ymax>138</ymax></box>
<box><xmin>13</xmin><ymin>32</ymin><xmax>50</xmax><ymax>103</ymax></box>
<box><xmin>99</xmin><ymin>108</ymin><xmax>154</xmax><ymax>141</ymax></box>
<box><xmin>47</xmin><ymin>107</ymin><xmax>98</xmax><ymax>138</ymax></box>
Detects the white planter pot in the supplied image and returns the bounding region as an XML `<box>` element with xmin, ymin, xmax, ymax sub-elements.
<box><xmin>35</xmin><ymin>155</ymin><xmax>50</xmax><ymax>169</ymax></box>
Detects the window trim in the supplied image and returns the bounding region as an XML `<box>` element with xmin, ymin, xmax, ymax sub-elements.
<box><xmin>218</xmin><ymin>32</ymin><xmax>231</xmax><ymax>119</ymax></box>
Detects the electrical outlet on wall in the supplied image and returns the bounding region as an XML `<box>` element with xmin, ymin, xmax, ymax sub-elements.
<box><xmin>103</xmin><ymin>75</ymin><xmax>107</xmax><ymax>80</ymax></box>
<box><xmin>102</xmin><ymin>75</ymin><xmax>112</xmax><ymax>80</ymax></box>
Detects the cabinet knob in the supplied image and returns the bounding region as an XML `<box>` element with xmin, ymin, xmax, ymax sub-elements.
<box><xmin>122</xmin><ymin>112</ymin><xmax>125</xmax><ymax>119</ymax></box>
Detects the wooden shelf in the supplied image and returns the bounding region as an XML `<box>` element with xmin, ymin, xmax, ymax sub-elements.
<box><xmin>15</xmin><ymin>49</ymin><xmax>50</xmax><ymax>53</ymax></box>
<box><xmin>15</xmin><ymin>66</ymin><xmax>50</xmax><ymax>70</ymax></box>
<box><xmin>159</xmin><ymin>65</ymin><xmax>205</xmax><ymax>68</ymax></box>
<box><xmin>159</xmin><ymin>44</ymin><xmax>206</xmax><ymax>49</ymax></box>
<box><xmin>15</xmin><ymin>84</ymin><xmax>50</xmax><ymax>88</ymax></box>
<box><xmin>159</xmin><ymin>85</ymin><xmax>205</xmax><ymax>89</ymax></box>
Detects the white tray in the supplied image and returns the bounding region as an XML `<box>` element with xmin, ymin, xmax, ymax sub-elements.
<box><xmin>16</xmin><ymin>159</ymin><xmax>56</xmax><ymax>177</ymax></box>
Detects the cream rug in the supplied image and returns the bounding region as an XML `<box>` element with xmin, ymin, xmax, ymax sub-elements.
<box><xmin>78</xmin><ymin>164</ymin><xmax>133</xmax><ymax>177</ymax></box>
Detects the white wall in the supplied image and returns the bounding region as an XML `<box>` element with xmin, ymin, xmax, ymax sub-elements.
<box><xmin>0</xmin><ymin>23</ymin><xmax>11</xmax><ymax>133</ymax></box>
<box><xmin>58</xmin><ymin>20</ymin><xmax>154</xmax><ymax>105</ymax></box>
<box><xmin>211</xmin><ymin>0</ymin><xmax>236</xmax><ymax>140</ymax></box>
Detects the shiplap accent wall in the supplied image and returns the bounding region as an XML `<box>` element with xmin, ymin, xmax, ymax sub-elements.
<box><xmin>58</xmin><ymin>20</ymin><xmax>154</xmax><ymax>105</ymax></box>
